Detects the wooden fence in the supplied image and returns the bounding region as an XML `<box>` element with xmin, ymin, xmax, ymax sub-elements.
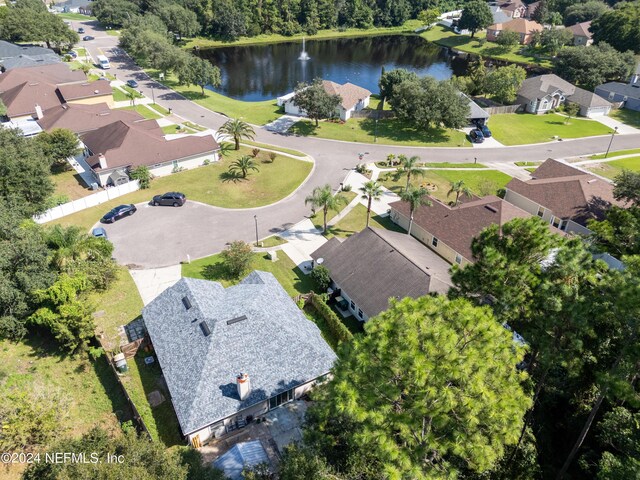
<box><xmin>483</xmin><ymin>104</ymin><xmax>523</xmax><ymax>115</ymax></box>
<box><xmin>34</xmin><ymin>180</ymin><xmax>140</xmax><ymax>224</ymax></box>
<box><xmin>351</xmin><ymin>109</ymin><xmax>396</xmax><ymax>119</ymax></box>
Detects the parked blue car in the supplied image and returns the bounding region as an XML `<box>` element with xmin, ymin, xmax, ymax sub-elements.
<box><xmin>92</xmin><ymin>227</ymin><xmax>108</xmax><ymax>239</ymax></box>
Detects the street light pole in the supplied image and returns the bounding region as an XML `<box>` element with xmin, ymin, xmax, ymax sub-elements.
<box><xmin>254</xmin><ymin>215</ymin><xmax>259</xmax><ymax>247</ymax></box>
<box><xmin>604</xmin><ymin>126</ymin><xmax>618</xmax><ymax>158</ymax></box>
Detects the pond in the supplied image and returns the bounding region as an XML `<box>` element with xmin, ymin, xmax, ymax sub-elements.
<box><xmin>199</xmin><ymin>35</ymin><xmax>469</xmax><ymax>102</ymax></box>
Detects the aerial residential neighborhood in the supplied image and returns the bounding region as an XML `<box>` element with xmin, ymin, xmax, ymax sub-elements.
<box><xmin>0</xmin><ymin>0</ymin><xmax>639</xmax><ymax>479</ymax></box>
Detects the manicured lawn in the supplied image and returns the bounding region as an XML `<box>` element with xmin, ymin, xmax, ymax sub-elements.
<box><xmin>290</xmin><ymin>118</ymin><xmax>469</xmax><ymax>147</ymax></box>
<box><xmin>183</xmin><ymin>121</ymin><xmax>207</xmax><ymax>132</ymax></box>
<box><xmin>161</xmin><ymin>124</ymin><xmax>197</xmax><ymax>134</ymax></box>
<box><xmin>57</xmin><ymin>12</ymin><xmax>96</xmax><ymax>20</ymax></box>
<box><xmin>149</xmin><ymin>103</ymin><xmax>171</xmax><ymax>116</ymax></box>
<box><xmin>182</xmin><ymin>251</ymin><xmax>314</xmax><ymax>297</ymax></box>
<box><xmin>610</xmin><ymin>108</ymin><xmax>640</xmax><ymax>129</ymax></box>
<box><xmin>421</xmin><ymin>25</ymin><xmax>553</xmax><ymax>68</ymax></box>
<box><xmin>489</xmin><ymin>113</ymin><xmax>614</xmax><ymax>145</ymax></box>
<box><xmin>184</xmin><ymin>20</ymin><xmax>422</xmax><ymax>48</ymax></box>
<box><xmin>326</xmin><ymin>204</ymin><xmax>405</xmax><ymax>239</ymax></box>
<box><xmin>380</xmin><ymin>169</ymin><xmax>512</xmax><ymax>202</ymax></box>
<box><xmin>585</xmin><ymin>156</ymin><xmax>640</xmax><ymax>180</ymax></box>
<box><xmin>377</xmin><ymin>161</ymin><xmax>487</xmax><ymax>168</ymax></box>
<box><xmin>49</xmin><ymin>147</ymin><xmax>313</xmax><ymax>230</ymax></box>
<box><xmin>591</xmin><ymin>148</ymin><xmax>640</xmax><ymax>160</ymax></box>
<box><xmin>310</xmin><ymin>191</ymin><xmax>358</xmax><ymax>230</ymax></box>
<box><xmin>117</xmin><ymin>104</ymin><xmax>162</xmax><ymax>120</ymax></box>
<box><xmin>241</xmin><ymin>139</ymin><xmax>307</xmax><ymax>158</ymax></box>
<box><xmin>51</xmin><ymin>167</ymin><xmax>92</xmax><ymax>200</ymax></box>
<box><xmin>260</xmin><ymin>235</ymin><xmax>287</xmax><ymax>247</ymax></box>
<box><xmin>112</xmin><ymin>85</ymin><xmax>143</xmax><ymax>102</ymax></box>
<box><xmin>367</xmin><ymin>94</ymin><xmax>392</xmax><ymax>111</ymax></box>
<box><xmin>514</xmin><ymin>161</ymin><xmax>542</xmax><ymax>167</ymax></box>
<box><xmin>106</xmin><ymin>29</ymin><xmax>121</xmax><ymax>36</ymax></box>
<box><xmin>146</xmin><ymin>70</ymin><xmax>282</xmax><ymax>125</ymax></box>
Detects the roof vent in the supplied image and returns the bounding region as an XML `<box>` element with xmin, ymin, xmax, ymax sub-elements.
<box><xmin>199</xmin><ymin>321</ymin><xmax>211</xmax><ymax>337</ymax></box>
<box><xmin>94</xmin><ymin>89</ymin><xmax>100</xmax><ymax>94</ymax></box>
<box><xmin>485</xmin><ymin>205</ymin><xmax>498</xmax><ymax>213</ymax></box>
<box><xmin>227</xmin><ymin>315</ymin><xmax>247</xmax><ymax>326</ymax></box>
<box><xmin>182</xmin><ymin>296</ymin><xmax>192</xmax><ymax>310</ymax></box>
<box><xmin>587</xmin><ymin>179</ymin><xmax>597</xmax><ymax>184</ymax></box>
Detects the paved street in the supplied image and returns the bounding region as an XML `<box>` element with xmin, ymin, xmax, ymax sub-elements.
<box><xmin>69</xmin><ymin>19</ymin><xmax>640</xmax><ymax>267</ymax></box>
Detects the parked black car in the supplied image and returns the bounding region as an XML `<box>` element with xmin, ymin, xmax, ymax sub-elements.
<box><xmin>152</xmin><ymin>192</ymin><xmax>186</xmax><ymax>207</ymax></box>
<box><xmin>469</xmin><ymin>129</ymin><xmax>485</xmax><ymax>143</ymax></box>
<box><xmin>101</xmin><ymin>204</ymin><xmax>137</xmax><ymax>223</ymax></box>
<box><xmin>479</xmin><ymin>124</ymin><xmax>492</xmax><ymax>138</ymax></box>
<box><xmin>82</xmin><ymin>35</ymin><xmax>94</xmax><ymax>41</ymax></box>
<box><xmin>78</xmin><ymin>27</ymin><xmax>85</xmax><ymax>33</ymax></box>
<box><xmin>126</xmin><ymin>79</ymin><xmax>139</xmax><ymax>88</ymax></box>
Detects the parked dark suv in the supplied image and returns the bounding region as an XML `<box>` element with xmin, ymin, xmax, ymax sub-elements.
<box><xmin>152</xmin><ymin>192</ymin><xmax>186</xmax><ymax>207</ymax></box>
<box><xmin>101</xmin><ymin>204</ymin><xmax>137</xmax><ymax>223</ymax></box>
<box><xmin>469</xmin><ymin>129</ymin><xmax>485</xmax><ymax>144</ymax></box>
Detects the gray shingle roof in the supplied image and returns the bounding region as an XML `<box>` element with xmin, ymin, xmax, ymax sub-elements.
<box><xmin>142</xmin><ymin>272</ymin><xmax>337</xmax><ymax>436</ymax></box>
<box><xmin>596</xmin><ymin>82</ymin><xmax>640</xmax><ymax>100</ymax></box>
<box><xmin>567</xmin><ymin>86</ymin><xmax>611</xmax><ymax>108</ymax></box>
<box><xmin>518</xmin><ymin>74</ymin><xmax>576</xmax><ymax>101</ymax></box>
<box><xmin>0</xmin><ymin>41</ymin><xmax>61</xmax><ymax>70</ymax></box>
<box><xmin>311</xmin><ymin>227</ymin><xmax>453</xmax><ymax>318</ymax></box>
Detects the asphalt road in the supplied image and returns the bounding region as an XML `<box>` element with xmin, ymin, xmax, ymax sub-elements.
<box><xmin>72</xmin><ymin>19</ymin><xmax>640</xmax><ymax>267</ymax></box>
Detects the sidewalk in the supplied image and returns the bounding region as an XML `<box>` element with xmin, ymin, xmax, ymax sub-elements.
<box><xmin>279</xmin><ymin>218</ymin><xmax>327</xmax><ymax>273</ymax></box>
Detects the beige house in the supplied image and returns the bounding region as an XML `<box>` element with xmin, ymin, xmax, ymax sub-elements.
<box><xmin>504</xmin><ymin>159</ymin><xmax>625</xmax><ymax>234</ymax></box>
<box><xmin>278</xmin><ymin>80</ymin><xmax>371</xmax><ymax>121</ymax></box>
<box><xmin>389</xmin><ymin>195</ymin><xmax>533</xmax><ymax>266</ymax></box>
<box><xmin>486</xmin><ymin>18</ymin><xmax>543</xmax><ymax>44</ymax></box>
<box><xmin>80</xmin><ymin>119</ymin><xmax>219</xmax><ymax>186</ymax></box>
<box><xmin>57</xmin><ymin>79</ymin><xmax>114</xmax><ymax>107</ymax></box>
<box><xmin>567</xmin><ymin>21</ymin><xmax>593</xmax><ymax>46</ymax></box>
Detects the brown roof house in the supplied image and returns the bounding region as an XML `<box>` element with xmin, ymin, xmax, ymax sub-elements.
<box><xmin>37</xmin><ymin>102</ymin><xmax>144</xmax><ymax>134</ymax></box>
<box><xmin>503</xmin><ymin>158</ymin><xmax>625</xmax><ymax>234</ymax></box>
<box><xmin>57</xmin><ymin>78</ymin><xmax>114</xmax><ymax>107</ymax></box>
<box><xmin>80</xmin><ymin>119</ymin><xmax>220</xmax><ymax>187</ymax></box>
<box><xmin>310</xmin><ymin>227</ymin><xmax>453</xmax><ymax>322</ymax></box>
<box><xmin>486</xmin><ymin>18</ymin><xmax>543</xmax><ymax>44</ymax></box>
<box><xmin>277</xmin><ymin>80</ymin><xmax>371</xmax><ymax>121</ymax></box>
<box><xmin>389</xmin><ymin>195</ymin><xmax>534</xmax><ymax>266</ymax></box>
<box><xmin>516</xmin><ymin>74</ymin><xmax>612</xmax><ymax>118</ymax></box>
<box><xmin>496</xmin><ymin>0</ymin><xmax>528</xmax><ymax>18</ymax></box>
<box><xmin>567</xmin><ymin>21</ymin><xmax>593</xmax><ymax>46</ymax></box>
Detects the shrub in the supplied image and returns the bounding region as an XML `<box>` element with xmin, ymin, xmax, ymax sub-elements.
<box><xmin>308</xmin><ymin>292</ymin><xmax>353</xmax><ymax>343</ymax></box>
<box><xmin>269</xmin><ymin>152</ymin><xmax>277</xmax><ymax>163</ymax></box>
<box><xmin>129</xmin><ymin>166</ymin><xmax>151</xmax><ymax>188</ymax></box>
<box><xmin>341</xmin><ymin>183</ymin><xmax>352</xmax><ymax>192</ymax></box>
<box><xmin>203</xmin><ymin>159</ymin><xmax>211</xmax><ymax>166</ymax></box>
<box><xmin>252</xmin><ymin>148</ymin><xmax>261</xmax><ymax>157</ymax></box>
<box><xmin>220</xmin><ymin>240</ymin><xmax>253</xmax><ymax>278</ymax></box>
<box><xmin>310</xmin><ymin>265</ymin><xmax>331</xmax><ymax>292</ymax></box>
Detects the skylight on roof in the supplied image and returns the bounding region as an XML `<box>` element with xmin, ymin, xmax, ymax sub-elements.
<box><xmin>182</xmin><ymin>296</ymin><xmax>192</xmax><ymax>310</ymax></box>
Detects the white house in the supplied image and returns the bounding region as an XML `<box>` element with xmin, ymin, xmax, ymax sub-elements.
<box><xmin>277</xmin><ymin>80</ymin><xmax>371</xmax><ymax>121</ymax></box>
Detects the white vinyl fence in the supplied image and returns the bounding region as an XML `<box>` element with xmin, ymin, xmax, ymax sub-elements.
<box><xmin>34</xmin><ymin>180</ymin><xmax>140</xmax><ymax>224</ymax></box>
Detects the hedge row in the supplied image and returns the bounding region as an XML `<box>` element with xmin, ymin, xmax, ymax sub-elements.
<box><xmin>308</xmin><ymin>292</ymin><xmax>354</xmax><ymax>344</ymax></box>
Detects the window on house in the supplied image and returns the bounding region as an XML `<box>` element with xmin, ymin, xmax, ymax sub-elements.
<box><xmin>537</xmin><ymin>206</ymin><xmax>545</xmax><ymax>217</ymax></box>
<box><xmin>608</xmin><ymin>92</ymin><xmax>615</xmax><ymax>100</ymax></box>
<box><xmin>455</xmin><ymin>254</ymin><xmax>462</xmax><ymax>265</ymax></box>
<box><xmin>269</xmin><ymin>388</ymin><xmax>294</xmax><ymax>409</ymax></box>
<box><xmin>431</xmin><ymin>237</ymin><xmax>439</xmax><ymax>247</ymax></box>
<box><xmin>552</xmin><ymin>217</ymin><xmax>561</xmax><ymax>228</ymax></box>
<box><xmin>560</xmin><ymin>220</ymin><xmax>568</xmax><ymax>231</ymax></box>
<box><xmin>358</xmin><ymin>309</ymin><xmax>363</xmax><ymax>319</ymax></box>
<box><xmin>350</xmin><ymin>300</ymin><xmax>355</xmax><ymax>310</ymax></box>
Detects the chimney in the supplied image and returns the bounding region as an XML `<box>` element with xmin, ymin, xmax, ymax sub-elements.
<box><xmin>34</xmin><ymin>104</ymin><xmax>43</xmax><ymax>119</ymax></box>
<box><xmin>98</xmin><ymin>153</ymin><xmax>108</xmax><ymax>169</ymax></box>
<box><xmin>236</xmin><ymin>373</ymin><xmax>251</xmax><ymax>400</ymax></box>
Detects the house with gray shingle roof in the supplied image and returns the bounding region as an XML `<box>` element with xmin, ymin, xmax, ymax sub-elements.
<box><xmin>310</xmin><ymin>227</ymin><xmax>453</xmax><ymax>322</ymax></box>
<box><xmin>595</xmin><ymin>62</ymin><xmax>640</xmax><ymax>112</ymax></box>
<box><xmin>516</xmin><ymin>74</ymin><xmax>612</xmax><ymax>118</ymax></box>
<box><xmin>142</xmin><ymin>271</ymin><xmax>337</xmax><ymax>446</ymax></box>
<box><xmin>0</xmin><ymin>40</ymin><xmax>61</xmax><ymax>71</ymax></box>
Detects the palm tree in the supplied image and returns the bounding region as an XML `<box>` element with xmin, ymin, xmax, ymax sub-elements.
<box><xmin>125</xmin><ymin>90</ymin><xmax>136</xmax><ymax>106</ymax></box>
<box><xmin>228</xmin><ymin>155</ymin><xmax>259</xmax><ymax>178</ymax></box>
<box><xmin>359</xmin><ymin>180</ymin><xmax>383</xmax><ymax>227</ymax></box>
<box><xmin>447</xmin><ymin>180</ymin><xmax>473</xmax><ymax>206</ymax></box>
<box><xmin>393</xmin><ymin>155</ymin><xmax>425</xmax><ymax>191</ymax></box>
<box><xmin>305</xmin><ymin>184</ymin><xmax>347</xmax><ymax>232</ymax></box>
<box><xmin>219</xmin><ymin>118</ymin><xmax>255</xmax><ymax>150</ymax></box>
<box><xmin>400</xmin><ymin>186</ymin><xmax>432</xmax><ymax>237</ymax></box>
<box><xmin>46</xmin><ymin>225</ymin><xmax>109</xmax><ymax>271</ymax></box>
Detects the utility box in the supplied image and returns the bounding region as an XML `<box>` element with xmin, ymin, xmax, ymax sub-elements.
<box><xmin>268</xmin><ymin>251</ymin><xmax>278</xmax><ymax>262</ymax></box>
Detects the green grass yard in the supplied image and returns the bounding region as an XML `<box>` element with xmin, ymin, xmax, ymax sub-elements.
<box><xmin>590</xmin><ymin>148</ymin><xmax>640</xmax><ymax>160</ymax></box>
<box><xmin>290</xmin><ymin>118</ymin><xmax>469</xmax><ymax>147</ymax></box>
<box><xmin>310</xmin><ymin>191</ymin><xmax>358</xmax><ymax>230</ymax></box>
<box><xmin>326</xmin><ymin>204</ymin><xmax>405</xmax><ymax>239</ymax></box>
<box><xmin>51</xmin><ymin>167</ymin><xmax>92</xmax><ymax>201</ymax></box>
<box><xmin>380</xmin><ymin>169</ymin><xmax>512</xmax><ymax>203</ymax></box>
<box><xmin>489</xmin><ymin>113</ymin><xmax>613</xmax><ymax>145</ymax></box>
<box><xmin>57</xmin><ymin>12</ymin><xmax>96</xmax><ymax>20</ymax></box>
<box><xmin>610</xmin><ymin>109</ymin><xmax>640</xmax><ymax>129</ymax></box>
<box><xmin>240</xmin><ymin>139</ymin><xmax>307</xmax><ymax>158</ymax></box>
<box><xmin>161</xmin><ymin>124</ymin><xmax>197</xmax><ymax>135</ymax></box>
<box><xmin>112</xmin><ymin>85</ymin><xmax>143</xmax><ymax>103</ymax></box>
<box><xmin>260</xmin><ymin>235</ymin><xmax>287</xmax><ymax>247</ymax></box>
<box><xmin>585</xmin><ymin>156</ymin><xmax>640</xmax><ymax>180</ymax></box>
<box><xmin>50</xmin><ymin>147</ymin><xmax>312</xmax><ymax>231</ymax></box>
<box><xmin>182</xmin><ymin>251</ymin><xmax>314</xmax><ymax>297</ymax></box>
<box><xmin>117</xmin><ymin>104</ymin><xmax>162</xmax><ymax>120</ymax></box>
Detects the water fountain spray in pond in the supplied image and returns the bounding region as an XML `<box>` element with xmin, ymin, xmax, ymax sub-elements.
<box><xmin>298</xmin><ymin>37</ymin><xmax>310</xmax><ymax>61</ymax></box>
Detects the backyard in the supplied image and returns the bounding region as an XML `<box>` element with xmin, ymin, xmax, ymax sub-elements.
<box><xmin>379</xmin><ymin>169</ymin><xmax>512</xmax><ymax>202</ymax></box>
<box><xmin>489</xmin><ymin>113</ymin><xmax>614</xmax><ymax>145</ymax></box>
<box><xmin>49</xmin><ymin>147</ymin><xmax>313</xmax><ymax>231</ymax></box>
<box><xmin>51</xmin><ymin>167</ymin><xmax>93</xmax><ymax>201</ymax></box>
<box><xmin>289</xmin><ymin>118</ymin><xmax>470</xmax><ymax>147</ymax></box>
